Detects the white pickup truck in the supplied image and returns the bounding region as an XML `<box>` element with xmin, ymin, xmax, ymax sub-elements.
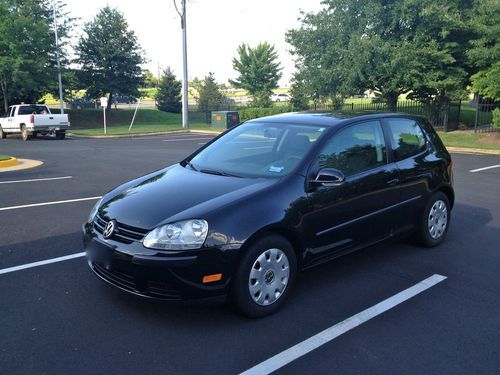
<box><xmin>0</xmin><ymin>104</ymin><xmax>70</xmax><ymax>141</ymax></box>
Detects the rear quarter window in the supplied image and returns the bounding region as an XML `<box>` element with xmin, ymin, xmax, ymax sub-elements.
<box><xmin>385</xmin><ymin>118</ymin><xmax>427</xmax><ymax>161</ymax></box>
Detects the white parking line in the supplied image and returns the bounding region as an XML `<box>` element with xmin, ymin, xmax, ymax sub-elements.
<box><xmin>240</xmin><ymin>274</ymin><xmax>447</xmax><ymax>375</ymax></box>
<box><xmin>0</xmin><ymin>252</ymin><xmax>85</xmax><ymax>275</ymax></box>
<box><xmin>162</xmin><ymin>137</ymin><xmax>214</xmax><ymax>142</ymax></box>
<box><xmin>0</xmin><ymin>196</ymin><xmax>101</xmax><ymax>211</ymax></box>
<box><xmin>0</xmin><ymin>176</ymin><xmax>73</xmax><ymax>185</ymax></box>
<box><xmin>469</xmin><ymin>164</ymin><xmax>500</xmax><ymax>173</ymax></box>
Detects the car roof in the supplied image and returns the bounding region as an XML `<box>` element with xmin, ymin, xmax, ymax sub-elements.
<box><xmin>247</xmin><ymin>112</ymin><xmax>424</xmax><ymax>128</ymax></box>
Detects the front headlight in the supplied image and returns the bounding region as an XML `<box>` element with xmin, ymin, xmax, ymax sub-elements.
<box><xmin>143</xmin><ymin>219</ymin><xmax>208</xmax><ymax>250</ymax></box>
<box><xmin>88</xmin><ymin>198</ymin><xmax>102</xmax><ymax>223</ymax></box>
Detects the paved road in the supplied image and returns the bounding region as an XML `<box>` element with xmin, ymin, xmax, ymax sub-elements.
<box><xmin>0</xmin><ymin>134</ymin><xmax>499</xmax><ymax>374</ymax></box>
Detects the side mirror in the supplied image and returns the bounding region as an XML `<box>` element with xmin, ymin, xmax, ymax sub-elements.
<box><xmin>311</xmin><ymin>168</ymin><xmax>345</xmax><ymax>187</ymax></box>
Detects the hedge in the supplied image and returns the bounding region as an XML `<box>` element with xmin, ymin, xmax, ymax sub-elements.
<box><xmin>239</xmin><ymin>105</ymin><xmax>294</xmax><ymax>122</ymax></box>
<box><xmin>493</xmin><ymin>108</ymin><xmax>500</xmax><ymax>128</ymax></box>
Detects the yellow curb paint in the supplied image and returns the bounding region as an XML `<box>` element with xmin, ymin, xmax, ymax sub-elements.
<box><xmin>0</xmin><ymin>157</ymin><xmax>19</xmax><ymax>168</ymax></box>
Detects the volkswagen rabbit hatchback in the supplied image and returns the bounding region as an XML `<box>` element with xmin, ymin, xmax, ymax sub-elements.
<box><xmin>83</xmin><ymin>113</ymin><xmax>453</xmax><ymax>317</ymax></box>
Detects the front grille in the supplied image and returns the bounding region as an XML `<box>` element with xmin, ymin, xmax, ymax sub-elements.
<box><xmin>93</xmin><ymin>262</ymin><xmax>136</xmax><ymax>290</ymax></box>
<box><xmin>92</xmin><ymin>262</ymin><xmax>181</xmax><ymax>300</ymax></box>
<box><xmin>93</xmin><ymin>215</ymin><xmax>148</xmax><ymax>244</ymax></box>
<box><xmin>148</xmin><ymin>280</ymin><xmax>182</xmax><ymax>299</ymax></box>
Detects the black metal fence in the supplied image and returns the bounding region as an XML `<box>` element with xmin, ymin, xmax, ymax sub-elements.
<box><xmin>187</xmin><ymin>98</ymin><xmax>498</xmax><ymax>132</ymax></box>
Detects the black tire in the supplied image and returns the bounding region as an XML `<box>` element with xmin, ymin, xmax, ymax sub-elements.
<box><xmin>418</xmin><ymin>192</ymin><xmax>451</xmax><ymax>247</ymax></box>
<box><xmin>32</xmin><ymin>131</ymin><xmax>38</xmax><ymax>138</ymax></box>
<box><xmin>56</xmin><ymin>131</ymin><xmax>66</xmax><ymax>140</ymax></box>
<box><xmin>21</xmin><ymin>124</ymin><xmax>31</xmax><ymax>141</ymax></box>
<box><xmin>0</xmin><ymin>126</ymin><xmax>6</xmax><ymax>139</ymax></box>
<box><xmin>230</xmin><ymin>234</ymin><xmax>297</xmax><ymax>318</ymax></box>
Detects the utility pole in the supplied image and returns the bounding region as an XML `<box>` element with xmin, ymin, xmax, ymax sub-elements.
<box><xmin>174</xmin><ymin>0</ymin><xmax>188</xmax><ymax>128</ymax></box>
<box><xmin>52</xmin><ymin>0</ymin><xmax>64</xmax><ymax>114</ymax></box>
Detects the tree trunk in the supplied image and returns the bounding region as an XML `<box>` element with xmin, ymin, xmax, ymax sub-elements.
<box><xmin>386</xmin><ymin>92</ymin><xmax>398</xmax><ymax>112</ymax></box>
<box><xmin>1</xmin><ymin>79</ymin><xmax>8</xmax><ymax>113</ymax></box>
<box><xmin>107</xmin><ymin>92</ymin><xmax>113</xmax><ymax>110</ymax></box>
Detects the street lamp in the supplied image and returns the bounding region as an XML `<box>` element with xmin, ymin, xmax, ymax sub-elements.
<box><xmin>173</xmin><ymin>0</ymin><xmax>188</xmax><ymax>128</ymax></box>
<box><xmin>52</xmin><ymin>0</ymin><xmax>64</xmax><ymax>114</ymax></box>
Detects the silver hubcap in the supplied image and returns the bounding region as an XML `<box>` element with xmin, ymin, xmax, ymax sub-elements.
<box><xmin>248</xmin><ymin>248</ymin><xmax>290</xmax><ymax>306</ymax></box>
<box><xmin>428</xmin><ymin>199</ymin><xmax>448</xmax><ymax>239</ymax></box>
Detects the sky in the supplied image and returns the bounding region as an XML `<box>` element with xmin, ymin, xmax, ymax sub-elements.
<box><xmin>66</xmin><ymin>0</ymin><xmax>324</xmax><ymax>86</ymax></box>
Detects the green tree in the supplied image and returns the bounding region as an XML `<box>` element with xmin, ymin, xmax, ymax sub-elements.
<box><xmin>142</xmin><ymin>69</ymin><xmax>157</xmax><ymax>89</ymax></box>
<box><xmin>155</xmin><ymin>67</ymin><xmax>181</xmax><ymax>113</ymax></box>
<box><xmin>468</xmin><ymin>0</ymin><xmax>500</xmax><ymax>100</ymax></box>
<box><xmin>230</xmin><ymin>42</ymin><xmax>282</xmax><ymax>107</ymax></box>
<box><xmin>287</xmin><ymin>0</ymin><xmax>475</xmax><ymax>112</ymax></box>
<box><xmin>197</xmin><ymin>73</ymin><xmax>224</xmax><ymax>111</ymax></box>
<box><xmin>0</xmin><ymin>0</ymin><xmax>73</xmax><ymax>113</ymax></box>
<box><xmin>75</xmin><ymin>6</ymin><xmax>145</xmax><ymax>109</ymax></box>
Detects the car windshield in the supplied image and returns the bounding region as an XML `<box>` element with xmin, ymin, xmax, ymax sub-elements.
<box><xmin>187</xmin><ymin>122</ymin><xmax>327</xmax><ymax>178</ymax></box>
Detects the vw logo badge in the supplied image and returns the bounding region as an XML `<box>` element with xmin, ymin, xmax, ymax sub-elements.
<box><xmin>103</xmin><ymin>220</ymin><xmax>116</xmax><ymax>239</ymax></box>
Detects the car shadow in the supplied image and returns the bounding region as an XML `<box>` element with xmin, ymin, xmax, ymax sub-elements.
<box><xmin>3</xmin><ymin>201</ymin><xmax>494</xmax><ymax>326</ymax></box>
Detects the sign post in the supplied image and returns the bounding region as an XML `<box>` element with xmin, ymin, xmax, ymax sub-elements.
<box><xmin>100</xmin><ymin>97</ymin><xmax>108</xmax><ymax>135</ymax></box>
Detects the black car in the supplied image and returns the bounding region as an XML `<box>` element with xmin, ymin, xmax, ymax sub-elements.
<box><xmin>83</xmin><ymin>113</ymin><xmax>453</xmax><ymax>317</ymax></box>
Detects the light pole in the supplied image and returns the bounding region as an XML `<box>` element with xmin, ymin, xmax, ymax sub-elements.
<box><xmin>174</xmin><ymin>0</ymin><xmax>188</xmax><ymax>128</ymax></box>
<box><xmin>52</xmin><ymin>0</ymin><xmax>64</xmax><ymax>114</ymax></box>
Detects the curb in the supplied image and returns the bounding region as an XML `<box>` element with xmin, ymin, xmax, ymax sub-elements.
<box><xmin>69</xmin><ymin>129</ymin><xmax>222</xmax><ymax>139</ymax></box>
<box><xmin>446</xmin><ymin>147</ymin><xmax>500</xmax><ymax>156</ymax></box>
<box><xmin>0</xmin><ymin>158</ymin><xmax>43</xmax><ymax>172</ymax></box>
<box><xmin>0</xmin><ymin>156</ymin><xmax>19</xmax><ymax>168</ymax></box>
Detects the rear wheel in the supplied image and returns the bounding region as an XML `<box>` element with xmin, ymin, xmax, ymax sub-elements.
<box><xmin>32</xmin><ymin>131</ymin><xmax>38</xmax><ymax>138</ymax></box>
<box><xmin>418</xmin><ymin>192</ymin><xmax>450</xmax><ymax>247</ymax></box>
<box><xmin>21</xmin><ymin>125</ymin><xmax>31</xmax><ymax>141</ymax></box>
<box><xmin>56</xmin><ymin>131</ymin><xmax>65</xmax><ymax>140</ymax></box>
<box><xmin>0</xmin><ymin>126</ymin><xmax>6</xmax><ymax>139</ymax></box>
<box><xmin>230</xmin><ymin>234</ymin><xmax>297</xmax><ymax>318</ymax></box>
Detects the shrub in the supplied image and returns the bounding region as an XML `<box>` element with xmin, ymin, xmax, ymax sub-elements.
<box><xmin>493</xmin><ymin>108</ymin><xmax>500</xmax><ymax>128</ymax></box>
<box><xmin>239</xmin><ymin>105</ymin><xmax>294</xmax><ymax>122</ymax></box>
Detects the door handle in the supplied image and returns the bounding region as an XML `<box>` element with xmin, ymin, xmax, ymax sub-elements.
<box><xmin>386</xmin><ymin>178</ymin><xmax>399</xmax><ymax>186</ymax></box>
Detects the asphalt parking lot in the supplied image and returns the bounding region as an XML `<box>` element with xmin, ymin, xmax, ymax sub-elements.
<box><xmin>1</xmin><ymin>133</ymin><xmax>499</xmax><ymax>374</ymax></box>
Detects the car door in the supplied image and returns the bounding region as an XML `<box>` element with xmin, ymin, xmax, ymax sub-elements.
<box><xmin>301</xmin><ymin>120</ymin><xmax>401</xmax><ymax>266</ymax></box>
<box><xmin>382</xmin><ymin>117</ymin><xmax>432</xmax><ymax>233</ymax></box>
<box><xmin>5</xmin><ymin>106</ymin><xmax>15</xmax><ymax>130</ymax></box>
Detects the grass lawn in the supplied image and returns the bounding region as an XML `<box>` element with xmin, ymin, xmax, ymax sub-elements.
<box><xmin>68</xmin><ymin>107</ymin><xmax>207</xmax><ymax>128</ymax></box>
<box><xmin>68</xmin><ymin>107</ymin><xmax>217</xmax><ymax>136</ymax></box>
<box><xmin>72</xmin><ymin>123</ymin><xmax>214</xmax><ymax>136</ymax></box>
<box><xmin>0</xmin><ymin>154</ymin><xmax>13</xmax><ymax>161</ymax></box>
<box><xmin>438</xmin><ymin>131</ymin><xmax>500</xmax><ymax>150</ymax></box>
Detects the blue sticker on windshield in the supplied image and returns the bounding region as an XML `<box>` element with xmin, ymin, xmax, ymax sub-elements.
<box><xmin>269</xmin><ymin>166</ymin><xmax>284</xmax><ymax>173</ymax></box>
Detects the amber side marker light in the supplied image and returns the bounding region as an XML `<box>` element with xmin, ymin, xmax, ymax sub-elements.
<box><xmin>203</xmin><ymin>273</ymin><xmax>222</xmax><ymax>283</ymax></box>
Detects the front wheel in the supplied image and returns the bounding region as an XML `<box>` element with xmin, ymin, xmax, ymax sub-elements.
<box><xmin>230</xmin><ymin>235</ymin><xmax>297</xmax><ymax>318</ymax></box>
<box><xmin>418</xmin><ymin>192</ymin><xmax>451</xmax><ymax>247</ymax></box>
<box><xmin>21</xmin><ymin>125</ymin><xmax>31</xmax><ymax>141</ymax></box>
<box><xmin>56</xmin><ymin>131</ymin><xmax>66</xmax><ymax>140</ymax></box>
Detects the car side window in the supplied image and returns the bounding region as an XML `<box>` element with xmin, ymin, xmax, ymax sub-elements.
<box><xmin>385</xmin><ymin>118</ymin><xmax>427</xmax><ymax>161</ymax></box>
<box><xmin>318</xmin><ymin>121</ymin><xmax>387</xmax><ymax>177</ymax></box>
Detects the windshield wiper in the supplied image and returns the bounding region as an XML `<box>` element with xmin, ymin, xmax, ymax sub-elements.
<box><xmin>199</xmin><ymin>168</ymin><xmax>241</xmax><ymax>178</ymax></box>
<box><xmin>185</xmin><ymin>161</ymin><xmax>198</xmax><ymax>171</ymax></box>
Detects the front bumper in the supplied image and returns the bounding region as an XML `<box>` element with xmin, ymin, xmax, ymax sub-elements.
<box><xmin>83</xmin><ymin>223</ymin><xmax>238</xmax><ymax>300</ymax></box>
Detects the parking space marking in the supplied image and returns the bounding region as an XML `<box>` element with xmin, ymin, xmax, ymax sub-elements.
<box><xmin>0</xmin><ymin>176</ymin><xmax>72</xmax><ymax>185</ymax></box>
<box><xmin>240</xmin><ymin>274</ymin><xmax>447</xmax><ymax>375</ymax></box>
<box><xmin>162</xmin><ymin>137</ymin><xmax>214</xmax><ymax>142</ymax></box>
<box><xmin>0</xmin><ymin>252</ymin><xmax>85</xmax><ymax>275</ymax></box>
<box><xmin>469</xmin><ymin>164</ymin><xmax>500</xmax><ymax>173</ymax></box>
<box><xmin>0</xmin><ymin>196</ymin><xmax>101</xmax><ymax>211</ymax></box>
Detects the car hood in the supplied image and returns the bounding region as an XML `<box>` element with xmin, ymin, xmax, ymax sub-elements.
<box><xmin>99</xmin><ymin>164</ymin><xmax>276</xmax><ymax>229</ymax></box>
